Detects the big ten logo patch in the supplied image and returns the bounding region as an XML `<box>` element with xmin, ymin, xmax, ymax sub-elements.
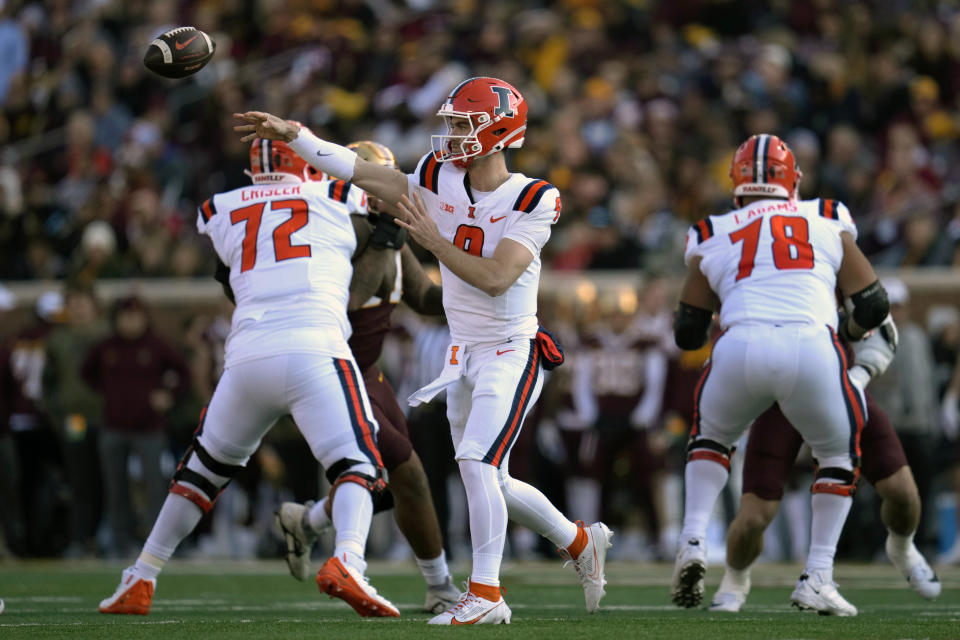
<box><xmin>440</xmin><ymin>202</ymin><xmax>455</xmax><ymax>214</ymax></box>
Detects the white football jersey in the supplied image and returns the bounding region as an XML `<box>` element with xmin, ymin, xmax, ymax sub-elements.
<box><xmin>407</xmin><ymin>153</ymin><xmax>561</xmax><ymax>344</ymax></box>
<box><xmin>684</xmin><ymin>197</ymin><xmax>857</xmax><ymax>330</ymax></box>
<box><xmin>197</xmin><ymin>177</ymin><xmax>363</xmax><ymax>367</ymax></box>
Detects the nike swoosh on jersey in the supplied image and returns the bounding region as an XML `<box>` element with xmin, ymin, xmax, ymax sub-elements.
<box><xmin>175</xmin><ymin>35</ymin><xmax>199</xmax><ymax>50</ymax></box>
<box><xmin>496</xmin><ymin>349</ymin><xmax>514</xmax><ymax>356</ymax></box>
<box><xmin>490</xmin><ymin>215</ymin><xmax>506</xmax><ymax>223</ymax></box>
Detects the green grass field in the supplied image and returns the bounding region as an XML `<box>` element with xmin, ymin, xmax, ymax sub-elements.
<box><xmin>0</xmin><ymin>560</ymin><xmax>957</xmax><ymax>639</ymax></box>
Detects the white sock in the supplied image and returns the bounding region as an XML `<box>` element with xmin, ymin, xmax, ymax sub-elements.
<box><xmin>679</xmin><ymin>458</ymin><xmax>729</xmax><ymax>542</ymax></box>
<box><xmin>331</xmin><ymin>483</ymin><xmax>372</xmax><ymax>574</ymax></box>
<box><xmin>805</xmin><ymin>489</ymin><xmax>852</xmax><ymax>578</ymax></box>
<box><xmin>719</xmin><ymin>565</ymin><xmax>751</xmax><ymax>592</ymax></box>
<box><xmin>416</xmin><ymin>550</ymin><xmax>451</xmax><ymax>587</ymax></box>
<box><xmin>308</xmin><ymin>498</ymin><xmax>331</xmax><ymax>533</ymax></box>
<box><xmin>459</xmin><ymin>459</ymin><xmax>506</xmax><ymax>587</ymax></box>
<box><xmin>499</xmin><ymin>470</ymin><xmax>577</xmax><ymax>549</ymax></box>
<box><xmin>137</xmin><ymin>492</ymin><xmax>206</xmax><ymax>580</ymax></box>
<box><xmin>886</xmin><ymin>530</ymin><xmax>915</xmax><ymax>557</ymax></box>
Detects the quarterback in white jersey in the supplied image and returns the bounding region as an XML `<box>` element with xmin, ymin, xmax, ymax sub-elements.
<box><xmin>670</xmin><ymin>134</ymin><xmax>891</xmax><ymax>616</ymax></box>
<box><xmin>235</xmin><ymin>76</ymin><xmax>612</xmax><ymax>625</ymax></box>
<box><xmin>99</xmin><ymin>136</ymin><xmax>400</xmax><ymax>619</ymax></box>
<box><xmin>404</xmin><ymin>150</ymin><xmax>559</xmax><ymax>345</ymax></box>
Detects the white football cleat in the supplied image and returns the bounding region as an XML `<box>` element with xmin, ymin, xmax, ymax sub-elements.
<box><xmin>316</xmin><ymin>556</ymin><xmax>399</xmax><ymax>617</ymax></box>
<box><xmin>709</xmin><ymin>568</ymin><xmax>751</xmax><ymax>612</ymax></box>
<box><xmin>276</xmin><ymin>501</ymin><xmax>319</xmax><ymax>581</ymax></box>
<box><xmin>671</xmin><ymin>537</ymin><xmax>707</xmax><ymax>608</ymax></box>
<box><xmin>790</xmin><ymin>570</ymin><xmax>857</xmax><ymax>616</ymax></box>
<box><xmin>99</xmin><ymin>567</ymin><xmax>156</xmax><ymax>615</ymax></box>
<box><xmin>558</xmin><ymin>521</ymin><xmax>613</xmax><ymax>613</ymax></box>
<box><xmin>423</xmin><ymin>575</ymin><xmax>462</xmax><ymax>614</ymax></box>
<box><xmin>885</xmin><ymin>536</ymin><xmax>941</xmax><ymax>600</ymax></box>
<box><xmin>709</xmin><ymin>590</ymin><xmax>746</xmax><ymax>612</ymax></box>
<box><xmin>428</xmin><ymin>583</ymin><xmax>511</xmax><ymax>625</ymax></box>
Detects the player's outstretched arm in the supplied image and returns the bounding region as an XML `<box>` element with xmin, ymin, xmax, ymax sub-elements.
<box><xmin>399</xmin><ymin>245</ymin><xmax>443</xmax><ymax>315</ymax></box>
<box><xmin>233</xmin><ymin>111</ymin><xmax>408</xmax><ymax>208</ymax></box>
<box><xmin>396</xmin><ymin>192</ymin><xmax>531</xmax><ymax>297</ymax></box>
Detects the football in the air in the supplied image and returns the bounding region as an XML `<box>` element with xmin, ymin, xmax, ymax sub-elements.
<box><xmin>143</xmin><ymin>26</ymin><xmax>216</xmax><ymax>79</ymax></box>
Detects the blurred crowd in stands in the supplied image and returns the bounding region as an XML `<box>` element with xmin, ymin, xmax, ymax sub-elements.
<box><xmin>2</xmin><ymin>0</ymin><xmax>960</xmax><ymax>282</ymax></box>
<box><xmin>1</xmin><ymin>278</ymin><xmax>959</xmax><ymax>566</ymax></box>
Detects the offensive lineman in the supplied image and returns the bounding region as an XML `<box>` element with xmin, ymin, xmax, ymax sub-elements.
<box><xmin>708</xmin><ymin>320</ymin><xmax>941</xmax><ymax>611</ymax></box>
<box><xmin>235</xmin><ymin>76</ymin><xmax>613</xmax><ymax>625</ymax></box>
<box><xmin>99</xmin><ymin>135</ymin><xmax>399</xmax><ymax>618</ymax></box>
<box><xmin>671</xmin><ymin>134</ymin><xmax>889</xmax><ymax>616</ymax></box>
<box><xmin>273</xmin><ymin>141</ymin><xmax>461</xmax><ymax>613</ymax></box>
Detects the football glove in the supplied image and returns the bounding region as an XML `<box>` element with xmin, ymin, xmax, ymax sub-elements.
<box><xmin>369</xmin><ymin>213</ymin><xmax>408</xmax><ymax>250</ymax></box>
<box><xmin>850</xmin><ymin>314</ymin><xmax>898</xmax><ymax>382</ymax></box>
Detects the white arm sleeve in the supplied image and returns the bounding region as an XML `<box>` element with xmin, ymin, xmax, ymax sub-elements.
<box><xmin>287</xmin><ymin>128</ymin><xmax>358</xmax><ymax>181</ymax></box>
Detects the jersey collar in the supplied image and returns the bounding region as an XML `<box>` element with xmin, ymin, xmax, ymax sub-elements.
<box><xmin>463</xmin><ymin>172</ymin><xmax>522</xmax><ymax>204</ymax></box>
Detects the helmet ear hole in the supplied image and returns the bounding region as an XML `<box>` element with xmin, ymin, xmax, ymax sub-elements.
<box><xmin>491</xmin><ymin>128</ymin><xmax>507</xmax><ymax>137</ymax></box>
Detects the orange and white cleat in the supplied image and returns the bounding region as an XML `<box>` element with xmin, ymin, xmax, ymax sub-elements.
<box><xmin>559</xmin><ymin>521</ymin><xmax>614</xmax><ymax>613</ymax></box>
<box><xmin>428</xmin><ymin>581</ymin><xmax>511</xmax><ymax>625</ymax></box>
<box><xmin>99</xmin><ymin>567</ymin><xmax>155</xmax><ymax>615</ymax></box>
<box><xmin>316</xmin><ymin>556</ymin><xmax>400</xmax><ymax>617</ymax></box>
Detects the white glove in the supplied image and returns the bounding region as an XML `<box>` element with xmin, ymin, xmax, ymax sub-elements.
<box><xmin>942</xmin><ymin>391</ymin><xmax>959</xmax><ymax>441</ymax></box>
<box><xmin>850</xmin><ymin>314</ymin><xmax>898</xmax><ymax>381</ymax></box>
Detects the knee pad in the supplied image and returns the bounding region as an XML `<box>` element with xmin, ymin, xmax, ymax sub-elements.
<box><xmin>811</xmin><ymin>466</ymin><xmax>860</xmax><ymax>497</ymax></box>
<box><xmin>170</xmin><ymin>438</ymin><xmax>244</xmax><ymax>513</ymax></box>
<box><xmin>686</xmin><ymin>438</ymin><xmax>734</xmax><ymax>471</ymax></box>
<box><xmin>325</xmin><ymin>458</ymin><xmax>388</xmax><ymax>495</ymax></box>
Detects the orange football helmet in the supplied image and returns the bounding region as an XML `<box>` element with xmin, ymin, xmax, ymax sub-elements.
<box><xmin>431</xmin><ymin>76</ymin><xmax>527</xmax><ymax>168</ymax></box>
<box><xmin>247</xmin><ymin>125</ymin><xmax>322</xmax><ymax>184</ymax></box>
<box><xmin>729</xmin><ymin>134</ymin><xmax>801</xmax><ymax>205</ymax></box>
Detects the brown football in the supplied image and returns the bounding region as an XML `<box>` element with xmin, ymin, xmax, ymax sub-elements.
<box><xmin>143</xmin><ymin>26</ymin><xmax>216</xmax><ymax>79</ymax></box>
